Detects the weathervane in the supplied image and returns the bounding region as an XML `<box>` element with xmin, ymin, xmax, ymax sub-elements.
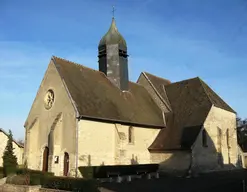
<box><xmin>112</xmin><ymin>5</ymin><xmax>115</xmax><ymax>18</ymax></box>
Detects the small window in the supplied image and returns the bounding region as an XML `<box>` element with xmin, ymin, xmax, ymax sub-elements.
<box><xmin>202</xmin><ymin>129</ymin><xmax>208</xmax><ymax>147</ymax></box>
<box><xmin>128</xmin><ymin>126</ymin><xmax>134</xmax><ymax>144</ymax></box>
<box><xmin>217</xmin><ymin>127</ymin><xmax>222</xmax><ymax>152</ymax></box>
<box><xmin>226</xmin><ymin>129</ymin><xmax>230</xmax><ymax>148</ymax></box>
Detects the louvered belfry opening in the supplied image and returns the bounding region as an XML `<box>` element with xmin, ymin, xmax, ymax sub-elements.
<box><xmin>98</xmin><ymin>17</ymin><xmax>129</xmax><ymax>91</ymax></box>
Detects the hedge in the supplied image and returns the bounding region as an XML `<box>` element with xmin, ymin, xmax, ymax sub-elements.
<box><xmin>16</xmin><ymin>168</ymin><xmax>54</xmax><ymax>176</ymax></box>
<box><xmin>0</xmin><ymin>167</ymin><xmax>4</xmax><ymax>178</ymax></box>
<box><xmin>79</xmin><ymin>164</ymin><xmax>159</xmax><ymax>179</ymax></box>
<box><xmin>6</xmin><ymin>169</ymin><xmax>99</xmax><ymax>191</ymax></box>
<box><xmin>42</xmin><ymin>176</ymin><xmax>99</xmax><ymax>192</ymax></box>
<box><xmin>6</xmin><ymin>168</ymin><xmax>54</xmax><ymax>185</ymax></box>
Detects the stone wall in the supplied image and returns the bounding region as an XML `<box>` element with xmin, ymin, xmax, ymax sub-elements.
<box><xmin>150</xmin><ymin>151</ymin><xmax>191</xmax><ymax>174</ymax></box>
<box><xmin>24</xmin><ymin>60</ymin><xmax>77</xmax><ymax>176</ymax></box>
<box><xmin>0</xmin><ymin>184</ymin><xmax>40</xmax><ymax>192</ymax></box>
<box><xmin>77</xmin><ymin>120</ymin><xmax>161</xmax><ymax>172</ymax></box>
<box><xmin>78</xmin><ymin>120</ymin><xmax>116</xmax><ymax>168</ymax></box>
<box><xmin>0</xmin><ymin>184</ymin><xmax>70</xmax><ymax>192</ymax></box>
<box><xmin>192</xmin><ymin>105</ymin><xmax>239</xmax><ymax>172</ymax></box>
<box><xmin>114</xmin><ymin>124</ymin><xmax>160</xmax><ymax>165</ymax></box>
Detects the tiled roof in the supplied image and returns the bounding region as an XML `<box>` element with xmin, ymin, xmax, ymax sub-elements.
<box><xmin>52</xmin><ymin>56</ymin><xmax>164</xmax><ymax>127</ymax></box>
<box><xmin>50</xmin><ymin>56</ymin><xmax>235</xmax><ymax>151</ymax></box>
<box><xmin>148</xmin><ymin>77</ymin><xmax>235</xmax><ymax>151</ymax></box>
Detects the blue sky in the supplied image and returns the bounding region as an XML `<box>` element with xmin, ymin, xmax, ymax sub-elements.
<box><xmin>0</xmin><ymin>0</ymin><xmax>247</xmax><ymax>140</ymax></box>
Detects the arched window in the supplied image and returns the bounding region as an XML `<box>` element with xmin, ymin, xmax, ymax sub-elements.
<box><xmin>128</xmin><ymin>126</ymin><xmax>134</xmax><ymax>144</ymax></box>
<box><xmin>226</xmin><ymin>129</ymin><xmax>230</xmax><ymax>148</ymax></box>
<box><xmin>217</xmin><ymin>127</ymin><xmax>223</xmax><ymax>167</ymax></box>
<box><xmin>202</xmin><ymin>129</ymin><xmax>208</xmax><ymax>147</ymax></box>
<box><xmin>217</xmin><ymin>127</ymin><xmax>222</xmax><ymax>152</ymax></box>
<box><xmin>226</xmin><ymin>128</ymin><xmax>231</xmax><ymax>164</ymax></box>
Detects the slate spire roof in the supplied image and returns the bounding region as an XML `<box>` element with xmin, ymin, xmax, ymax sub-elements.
<box><xmin>98</xmin><ymin>17</ymin><xmax>127</xmax><ymax>47</ymax></box>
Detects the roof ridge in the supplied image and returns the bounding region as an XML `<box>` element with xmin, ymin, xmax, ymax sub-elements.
<box><xmin>165</xmin><ymin>76</ymin><xmax>199</xmax><ymax>87</ymax></box>
<box><xmin>143</xmin><ymin>72</ymin><xmax>171</xmax><ymax>83</ymax></box>
<box><xmin>52</xmin><ymin>56</ymin><xmax>99</xmax><ymax>73</ymax></box>
<box><xmin>198</xmin><ymin>78</ymin><xmax>214</xmax><ymax>105</ymax></box>
<box><xmin>142</xmin><ymin>72</ymin><xmax>172</xmax><ymax>111</ymax></box>
<box><xmin>198</xmin><ymin>78</ymin><xmax>236</xmax><ymax>113</ymax></box>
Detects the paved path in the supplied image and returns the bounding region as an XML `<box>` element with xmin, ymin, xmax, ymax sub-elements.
<box><xmin>0</xmin><ymin>178</ymin><xmax>6</xmax><ymax>186</ymax></box>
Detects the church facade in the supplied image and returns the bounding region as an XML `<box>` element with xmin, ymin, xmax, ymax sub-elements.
<box><xmin>24</xmin><ymin>17</ymin><xmax>240</xmax><ymax>177</ymax></box>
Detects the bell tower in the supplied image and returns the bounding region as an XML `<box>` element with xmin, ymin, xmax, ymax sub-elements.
<box><xmin>98</xmin><ymin>15</ymin><xmax>129</xmax><ymax>90</ymax></box>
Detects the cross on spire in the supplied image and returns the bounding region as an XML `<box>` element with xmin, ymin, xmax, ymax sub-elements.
<box><xmin>112</xmin><ymin>6</ymin><xmax>115</xmax><ymax>18</ymax></box>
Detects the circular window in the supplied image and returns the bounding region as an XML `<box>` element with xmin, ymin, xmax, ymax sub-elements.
<box><xmin>44</xmin><ymin>89</ymin><xmax>55</xmax><ymax>110</ymax></box>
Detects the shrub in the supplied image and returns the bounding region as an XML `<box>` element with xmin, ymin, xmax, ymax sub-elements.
<box><xmin>42</xmin><ymin>176</ymin><xmax>99</xmax><ymax>192</ymax></box>
<box><xmin>79</xmin><ymin>164</ymin><xmax>159</xmax><ymax>179</ymax></box>
<box><xmin>6</xmin><ymin>169</ymin><xmax>55</xmax><ymax>186</ymax></box>
<box><xmin>2</xmin><ymin>130</ymin><xmax>18</xmax><ymax>176</ymax></box>
<box><xmin>15</xmin><ymin>168</ymin><xmax>54</xmax><ymax>185</ymax></box>
<box><xmin>16</xmin><ymin>168</ymin><xmax>53</xmax><ymax>176</ymax></box>
<box><xmin>0</xmin><ymin>167</ymin><xmax>4</xmax><ymax>178</ymax></box>
<box><xmin>6</xmin><ymin>174</ymin><xmax>41</xmax><ymax>186</ymax></box>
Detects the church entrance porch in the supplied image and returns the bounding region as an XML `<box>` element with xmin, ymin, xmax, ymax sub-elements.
<box><xmin>63</xmin><ymin>152</ymin><xmax>69</xmax><ymax>176</ymax></box>
<box><xmin>42</xmin><ymin>147</ymin><xmax>49</xmax><ymax>172</ymax></box>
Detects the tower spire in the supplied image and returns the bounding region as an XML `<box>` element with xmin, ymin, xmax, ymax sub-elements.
<box><xmin>112</xmin><ymin>5</ymin><xmax>115</xmax><ymax>18</ymax></box>
<box><xmin>98</xmin><ymin>9</ymin><xmax>129</xmax><ymax>91</ymax></box>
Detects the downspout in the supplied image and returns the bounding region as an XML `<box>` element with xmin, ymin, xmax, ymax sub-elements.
<box><xmin>61</xmin><ymin>79</ymin><xmax>80</xmax><ymax>177</ymax></box>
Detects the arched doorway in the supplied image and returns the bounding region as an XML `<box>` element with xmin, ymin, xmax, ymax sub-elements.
<box><xmin>42</xmin><ymin>147</ymin><xmax>49</xmax><ymax>172</ymax></box>
<box><xmin>63</xmin><ymin>152</ymin><xmax>69</xmax><ymax>176</ymax></box>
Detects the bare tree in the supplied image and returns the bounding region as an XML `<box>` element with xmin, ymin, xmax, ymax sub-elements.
<box><xmin>17</xmin><ymin>139</ymin><xmax>24</xmax><ymax>146</ymax></box>
<box><xmin>237</xmin><ymin>117</ymin><xmax>247</xmax><ymax>151</ymax></box>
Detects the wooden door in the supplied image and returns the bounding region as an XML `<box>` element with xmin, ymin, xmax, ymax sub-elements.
<box><xmin>63</xmin><ymin>152</ymin><xmax>69</xmax><ymax>176</ymax></box>
<box><xmin>42</xmin><ymin>147</ymin><xmax>49</xmax><ymax>172</ymax></box>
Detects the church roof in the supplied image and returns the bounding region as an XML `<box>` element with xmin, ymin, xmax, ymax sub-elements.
<box><xmin>148</xmin><ymin>77</ymin><xmax>236</xmax><ymax>151</ymax></box>
<box><xmin>52</xmin><ymin>56</ymin><xmax>164</xmax><ymax>127</ymax></box>
<box><xmin>142</xmin><ymin>72</ymin><xmax>172</xmax><ymax>110</ymax></box>
<box><xmin>50</xmin><ymin>56</ymin><xmax>235</xmax><ymax>151</ymax></box>
<box><xmin>98</xmin><ymin>18</ymin><xmax>127</xmax><ymax>47</ymax></box>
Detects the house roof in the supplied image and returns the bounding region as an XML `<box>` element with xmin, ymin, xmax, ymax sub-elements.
<box><xmin>0</xmin><ymin>128</ymin><xmax>24</xmax><ymax>148</ymax></box>
<box><xmin>148</xmin><ymin>77</ymin><xmax>235</xmax><ymax>151</ymax></box>
<box><xmin>52</xmin><ymin>56</ymin><xmax>164</xmax><ymax>128</ymax></box>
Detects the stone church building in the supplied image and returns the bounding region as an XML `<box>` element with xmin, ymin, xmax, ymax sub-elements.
<box><xmin>24</xmin><ymin>17</ymin><xmax>240</xmax><ymax>177</ymax></box>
